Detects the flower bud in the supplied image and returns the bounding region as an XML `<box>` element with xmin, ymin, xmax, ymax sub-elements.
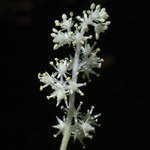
<box><xmin>90</xmin><ymin>3</ymin><xmax>95</xmax><ymax>10</ymax></box>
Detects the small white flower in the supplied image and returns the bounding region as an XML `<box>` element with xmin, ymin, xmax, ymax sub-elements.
<box><xmin>99</xmin><ymin>8</ymin><xmax>109</xmax><ymax>21</ymax></box>
<box><xmin>38</xmin><ymin>72</ymin><xmax>56</xmax><ymax>90</ymax></box>
<box><xmin>73</xmin><ymin>101</ymin><xmax>83</xmax><ymax>122</ymax></box>
<box><xmin>88</xmin><ymin>54</ymin><xmax>101</xmax><ymax>67</ymax></box>
<box><xmin>50</xmin><ymin>59</ymin><xmax>70</xmax><ymax>79</ymax></box>
<box><xmin>81</xmin><ymin>42</ymin><xmax>96</xmax><ymax>57</ymax></box>
<box><xmin>90</xmin><ymin>4</ymin><xmax>109</xmax><ymax>23</ymax></box>
<box><xmin>91</xmin><ymin>9</ymin><xmax>100</xmax><ymax>21</ymax></box>
<box><xmin>79</xmin><ymin>121</ymin><xmax>95</xmax><ymax>137</ymax></box>
<box><xmin>94</xmin><ymin>23</ymin><xmax>105</xmax><ymax>34</ymax></box>
<box><xmin>53</xmin><ymin>31</ymin><xmax>73</xmax><ymax>47</ymax></box>
<box><xmin>72</xmin><ymin>129</ymin><xmax>85</xmax><ymax>148</ymax></box>
<box><xmin>76</xmin><ymin>11</ymin><xmax>91</xmax><ymax>27</ymax></box>
<box><xmin>94</xmin><ymin>23</ymin><xmax>110</xmax><ymax>39</ymax></box>
<box><xmin>47</xmin><ymin>82</ymin><xmax>69</xmax><ymax>106</ymax></box>
<box><xmin>76</xmin><ymin>3</ymin><xmax>111</xmax><ymax>40</ymax></box>
<box><xmin>60</xmin><ymin>13</ymin><xmax>73</xmax><ymax>31</ymax></box>
<box><xmin>78</xmin><ymin>106</ymin><xmax>100</xmax><ymax>137</ymax></box>
<box><xmin>53</xmin><ymin>116</ymin><xmax>66</xmax><ymax>137</ymax></box>
<box><xmin>83</xmin><ymin>106</ymin><xmax>101</xmax><ymax>127</ymax></box>
<box><xmin>66</xmin><ymin>80</ymin><xmax>85</xmax><ymax>95</ymax></box>
<box><xmin>79</xmin><ymin>54</ymin><xmax>101</xmax><ymax>80</ymax></box>
<box><xmin>73</xmin><ymin>28</ymin><xmax>89</xmax><ymax>44</ymax></box>
<box><xmin>72</xmin><ymin>105</ymin><xmax>101</xmax><ymax>147</ymax></box>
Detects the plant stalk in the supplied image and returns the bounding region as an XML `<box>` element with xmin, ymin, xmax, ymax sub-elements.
<box><xmin>60</xmin><ymin>43</ymin><xmax>81</xmax><ymax>150</ymax></box>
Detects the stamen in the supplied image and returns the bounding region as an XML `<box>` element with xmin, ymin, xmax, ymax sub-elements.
<box><xmin>60</xmin><ymin>105</ymin><xmax>64</xmax><ymax>109</ymax></box>
<box><xmin>80</xmin><ymin>93</ymin><xmax>84</xmax><ymax>96</ymax></box>
<box><xmin>84</xmin><ymin>26</ymin><xmax>88</xmax><ymax>30</ymax></box>
<box><xmin>90</xmin><ymin>135</ymin><xmax>93</xmax><ymax>139</ymax></box>
<box><xmin>96</xmin><ymin>48</ymin><xmax>101</xmax><ymax>52</ymax></box>
<box><xmin>53</xmin><ymin>134</ymin><xmax>57</xmax><ymax>138</ymax></box>
<box><xmin>72</xmin><ymin>41</ymin><xmax>76</xmax><ymax>45</ymax></box>
<box><xmin>93</xmin><ymin>53</ymin><xmax>96</xmax><ymax>57</ymax></box>
<box><xmin>55</xmin><ymin>58</ymin><xmax>59</xmax><ymax>61</ymax></box>
<box><xmin>100</xmin><ymin>59</ymin><xmax>104</xmax><ymax>62</ymax></box>
<box><xmin>98</xmin><ymin>63</ymin><xmax>102</xmax><ymax>68</ymax></box>
<box><xmin>82</xmin><ymin>10</ymin><xmax>86</xmax><ymax>14</ymax></box>
<box><xmin>74</xmin><ymin>23</ymin><xmax>78</xmax><ymax>28</ymax></box>
<box><xmin>80</xmin><ymin>101</ymin><xmax>83</xmax><ymax>104</ymax></box>
<box><xmin>70</xmin><ymin>31</ymin><xmax>73</xmax><ymax>35</ymax></box>
<box><xmin>85</xmin><ymin>134</ymin><xmax>88</xmax><ymax>138</ymax></box>
<box><xmin>50</xmin><ymin>61</ymin><xmax>54</xmax><ymax>65</ymax></box>
<box><xmin>89</xmin><ymin>35</ymin><xmax>93</xmax><ymax>39</ymax></box>
<box><xmin>46</xmin><ymin>96</ymin><xmax>50</xmax><ymax>100</ymax></box>
<box><xmin>40</xmin><ymin>86</ymin><xmax>43</xmax><ymax>91</ymax></box>
<box><xmin>66</xmin><ymin>77</ymin><xmax>71</xmax><ymax>81</ymax></box>
<box><xmin>68</xmin><ymin>18</ymin><xmax>72</xmax><ymax>21</ymax></box>
<box><xmin>76</xmin><ymin>72</ymin><xmax>79</xmax><ymax>76</ymax></box>
<box><xmin>53</xmin><ymin>40</ymin><xmax>58</xmax><ymax>43</ymax></box>
<box><xmin>81</xmin><ymin>41</ymin><xmax>84</xmax><ymax>45</ymax></box>
<box><xmin>78</xmin><ymin>26</ymin><xmax>81</xmax><ymax>30</ymax></box>
<box><xmin>38</xmin><ymin>73</ymin><xmax>41</xmax><ymax>79</ymax></box>
<box><xmin>91</xmin><ymin>106</ymin><xmax>95</xmax><ymax>109</ymax></box>
<box><xmin>70</xmin><ymin>12</ymin><xmax>74</xmax><ymax>16</ymax></box>
<box><xmin>84</xmin><ymin>82</ymin><xmax>87</xmax><ymax>86</ymax></box>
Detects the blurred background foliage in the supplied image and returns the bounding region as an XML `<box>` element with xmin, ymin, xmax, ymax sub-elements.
<box><xmin>0</xmin><ymin>0</ymin><xmax>149</xmax><ymax>150</ymax></box>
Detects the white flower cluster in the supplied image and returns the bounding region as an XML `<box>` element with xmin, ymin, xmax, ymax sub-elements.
<box><xmin>50</xmin><ymin>3</ymin><xmax>110</xmax><ymax>81</ymax></box>
<box><xmin>51</xmin><ymin>3</ymin><xmax>110</xmax><ymax>50</ymax></box>
<box><xmin>79</xmin><ymin>42</ymin><xmax>104</xmax><ymax>81</ymax></box>
<box><xmin>38</xmin><ymin>58</ymin><xmax>86</xmax><ymax>106</ymax></box>
<box><xmin>53</xmin><ymin>102</ymin><xmax>101</xmax><ymax>148</ymax></box>
<box><xmin>38</xmin><ymin>3</ymin><xmax>110</xmax><ymax>149</ymax></box>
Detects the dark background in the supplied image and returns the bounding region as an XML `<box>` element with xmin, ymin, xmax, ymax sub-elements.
<box><xmin>1</xmin><ymin>0</ymin><xmax>149</xmax><ymax>150</ymax></box>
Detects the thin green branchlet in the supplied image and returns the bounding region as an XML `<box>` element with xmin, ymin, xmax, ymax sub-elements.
<box><xmin>38</xmin><ymin>3</ymin><xmax>110</xmax><ymax>150</ymax></box>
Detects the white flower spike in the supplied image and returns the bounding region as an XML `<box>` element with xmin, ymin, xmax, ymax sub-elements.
<box><xmin>38</xmin><ymin>3</ymin><xmax>110</xmax><ymax>150</ymax></box>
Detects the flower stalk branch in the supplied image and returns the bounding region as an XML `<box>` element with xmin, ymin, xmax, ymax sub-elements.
<box><xmin>60</xmin><ymin>43</ymin><xmax>81</xmax><ymax>150</ymax></box>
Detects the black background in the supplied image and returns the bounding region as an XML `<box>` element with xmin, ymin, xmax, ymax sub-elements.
<box><xmin>1</xmin><ymin>0</ymin><xmax>149</xmax><ymax>150</ymax></box>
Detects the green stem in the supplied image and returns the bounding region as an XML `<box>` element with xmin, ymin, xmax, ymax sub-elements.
<box><xmin>59</xmin><ymin>43</ymin><xmax>81</xmax><ymax>150</ymax></box>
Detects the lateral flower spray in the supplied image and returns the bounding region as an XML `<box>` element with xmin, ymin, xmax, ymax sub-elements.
<box><xmin>38</xmin><ymin>3</ymin><xmax>110</xmax><ymax>150</ymax></box>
